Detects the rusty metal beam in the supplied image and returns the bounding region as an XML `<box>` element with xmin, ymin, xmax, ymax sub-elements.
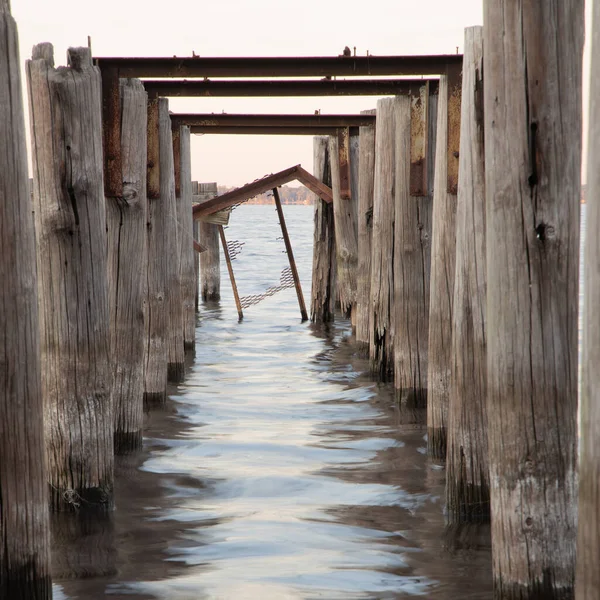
<box><xmin>171</xmin><ymin>113</ymin><xmax>375</xmax><ymax>127</ymax></box>
<box><xmin>143</xmin><ymin>78</ymin><xmax>439</xmax><ymax>98</ymax></box>
<box><xmin>219</xmin><ymin>225</ymin><xmax>244</xmax><ymax>321</ymax></box>
<box><xmin>95</xmin><ymin>55</ymin><xmax>462</xmax><ymax>78</ymax></box>
<box><xmin>190</xmin><ymin>125</ymin><xmax>346</xmax><ymax>136</ymax></box>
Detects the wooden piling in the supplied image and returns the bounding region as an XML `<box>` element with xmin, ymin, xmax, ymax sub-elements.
<box><xmin>355</xmin><ymin>109</ymin><xmax>376</xmax><ymax>351</ymax></box>
<box><xmin>27</xmin><ymin>44</ymin><xmax>113</xmax><ymax>510</ymax></box>
<box><xmin>106</xmin><ymin>78</ymin><xmax>148</xmax><ymax>455</ymax></box>
<box><xmin>393</xmin><ymin>87</ymin><xmax>433</xmax><ymax>407</ymax></box>
<box><xmin>369</xmin><ymin>98</ymin><xmax>396</xmax><ymax>380</ymax></box>
<box><xmin>273</xmin><ymin>187</ymin><xmax>308</xmax><ymax>321</ymax></box>
<box><xmin>329</xmin><ymin>133</ymin><xmax>359</xmax><ymax>318</ymax></box>
<box><xmin>577</xmin><ymin>3</ymin><xmax>600</xmax><ymax>596</ymax></box>
<box><xmin>159</xmin><ymin>99</ymin><xmax>185</xmax><ymax>382</ymax></box>
<box><xmin>198</xmin><ymin>183</ymin><xmax>221</xmax><ymax>302</ymax></box>
<box><xmin>1</xmin><ymin>3</ymin><xmax>51</xmax><ymax>595</ymax></box>
<box><xmin>176</xmin><ymin>126</ymin><xmax>196</xmax><ymax>350</ymax></box>
<box><xmin>484</xmin><ymin>2</ymin><xmax>583</xmax><ymax>597</ymax></box>
<box><xmin>192</xmin><ymin>181</ymin><xmax>200</xmax><ymax>310</ymax></box>
<box><xmin>219</xmin><ymin>225</ymin><xmax>244</xmax><ymax>321</ymax></box>
<box><xmin>310</xmin><ymin>136</ymin><xmax>336</xmax><ymax>323</ymax></box>
<box><xmin>446</xmin><ymin>26</ymin><xmax>488</xmax><ymax>523</ymax></box>
<box><xmin>426</xmin><ymin>75</ymin><xmax>457</xmax><ymax>459</ymax></box>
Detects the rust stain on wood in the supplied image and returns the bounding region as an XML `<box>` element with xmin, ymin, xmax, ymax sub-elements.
<box><xmin>101</xmin><ymin>67</ymin><xmax>122</xmax><ymax>197</ymax></box>
<box><xmin>410</xmin><ymin>83</ymin><xmax>428</xmax><ymax>196</ymax></box>
<box><xmin>147</xmin><ymin>96</ymin><xmax>160</xmax><ymax>199</ymax></box>
<box><xmin>172</xmin><ymin>125</ymin><xmax>181</xmax><ymax>198</ymax></box>
<box><xmin>337</xmin><ymin>127</ymin><xmax>351</xmax><ymax>199</ymax></box>
<box><xmin>446</xmin><ymin>62</ymin><xmax>462</xmax><ymax>195</ymax></box>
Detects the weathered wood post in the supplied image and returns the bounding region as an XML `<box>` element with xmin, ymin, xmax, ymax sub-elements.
<box><xmin>1</xmin><ymin>3</ymin><xmax>51</xmax><ymax>595</ymax></box>
<box><xmin>192</xmin><ymin>181</ymin><xmax>200</xmax><ymax>310</ymax></box>
<box><xmin>176</xmin><ymin>126</ymin><xmax>196</xmax><ymax>350</ymax></box>
<box><xmin>198</xmin><ymin>183</ymin><xmax>221</xmax><ymax>302</ymax></box>
<box><xmin>427</xmin><ymin>75</ymin><xmax>458</xmax><ymax>459</ymax></box>
<box><xmin>311</xmin><ymin>136</ymin><xmax>336</xmax><ymax>323</ymax></box>
<box><xmin>370</xmin><ymin>98</ymin><xmax>396</xmax><ymax>380</ymax></box>
<box><xmin>329</xmin><ymin>131</ymin><xmax>359</xmax><ymax>319</ymax></box>
<box><xmin>393</xmin><ymin>86</ymin><xmax>434</xmax><ymax>407</ymax></box>
<box><xmin>446</xmin><ymin>26</ymin><xmax>488</xmax><ymax>523</ymax></box>
<box><xmin>27</xmin><ymin>44</ymin><xmax>113</xmax><ymax>510</ymax></box>
<box><xmin>106</xmin><ymin>78</ymin><xmax>148</xmax><ymax>454</ymax></box>
<box><xmin>144</xmin><ymin>94</ymin><xmax>168</xmax><ymax>405</ymax></box>
<box><xmin>355</xmin><ymin>110</ymin><xmax>376</xmax><ymax>351</ymax></box>
<box><xmin>484</xmin><ymin>2</ymin><xmax>583</xmax><ymax>597</ymax></box>
<box><xmin>577</xmin><ymin>3</ymin><xmax>600</xmax><ymax>596</ymax></box>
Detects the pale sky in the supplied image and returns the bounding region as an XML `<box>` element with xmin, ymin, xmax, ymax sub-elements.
<box><xmin>12</xmin><ymin>0</ymin><xmax>591</xmax><ymax>187</ymax></box>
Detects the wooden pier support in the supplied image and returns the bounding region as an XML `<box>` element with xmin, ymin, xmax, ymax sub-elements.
<box><xmin>192</xmin><ymin>181</ymin><xmax>200</xmax><ymax>310</ymax></box>
<box><xmin>273</xmin><ymin>187</ymin><xmax>308</xmax><ymax>321</ymax></box>
<box><xmin>446</xmin><ymin>27</ymin><xmax>488</xmax><ymax>523</ymax></box>
<box><xmin>176</xmin><ymin>126</ymin><xmax>196</xmax><ymax>350</ymax></box>
<box><xmin>369</xmin><ymin>98</ymin><xmax>396</xmax><ymax>380</ymax></box>
<box><xmin>1</xmin><ymin>3</ymin><xmax>51</xmax><ymax>595</ymax></box>
<box><xmin>310</xmin><ymin>136</ymin><xmax>336</xmax><ymax>323</ymax></box>
<box><xmin>198</xmin><ymin>183</ymin><xmax>221</xmax><ymax>302</ymax></box>
<box><xmin>27</xmin><ymin>44</ymin><xmax>113</xmax><ymax>511</ymax></box>
<box><xmin>219</xmin><ymin>225</ymin><xmax>244</xmax><ymax>321</ymax></box>
<box><xmin>106</xmin><ymin>78</ymin><xmax>148</xmax><ymax>455</ymax></box>
<box><xmin>484</xmin><ymin>2</ymin><xmax>583</xmax><ymax>597</ymax></box>
<box><xmin>355</xmin><ymin>110</ymin><xmax>376</xmax><ymax>351</ymax></box>
<box><xmin>427</xmin><ymin>75</ymin><xmax>457</xmax><ymax>459</ymax></box>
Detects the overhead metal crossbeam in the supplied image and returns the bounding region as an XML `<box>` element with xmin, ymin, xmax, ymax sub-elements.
<box><xmin>95</xmin><ymin>54</ymin><xmax>462</xmax><ymax>78</ymax></box>
<box><xmin>143</xmin><ymin>78</ymin><xmax>439</xmax><ymax>97</ymax></box>
<box><xmin>171</xmin><ymin>113</ymin><xmax>376</xmax><ymax>127</ymax></box>
<box><xmin>189</xmin><ymin>126</ymin><xmax>354</xmax><ymax>136</ymax></box>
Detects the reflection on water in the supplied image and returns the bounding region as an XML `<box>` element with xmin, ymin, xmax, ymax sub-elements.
<box><xmin>53</xmin><ymin>206</ymin><xmax>492</xmax><ymax>599</ymax></box>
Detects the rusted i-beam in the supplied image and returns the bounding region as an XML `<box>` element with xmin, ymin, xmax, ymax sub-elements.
<box><xmin>272</xmin><ymin>187</ymin><xmax>308</xmax><ymax>321</ymax></box>
<box><xmin>190</xmin><ymin>125</ymin><xmax>348</xmax><ymax>136</ymax></box>
<box><xmin>171</xmin><ymin>113</ymin><xmax>376</xmax><ymax>127</ymax></box>
<box><xmin>218</xmin><ymin>225</ymin><xmax>243</xmax><ymax>321</ymax></box>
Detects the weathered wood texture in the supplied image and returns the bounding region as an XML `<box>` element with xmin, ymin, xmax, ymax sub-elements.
<box><xmin>427</xmin><ymin>75</ymin><xmax>457</xmax><ymax>459</ymax></box>
<box><xmin>329</xmin><ymin>134</ymin><xmax>359</xmax><ymax>317</ymax></box>
<box><xmin>192</xmin><ymin>181</ymin><xmax>200</xmax><ymax>310</ymax></box>
<box><xmin>160</xmin><ymin>99</ymin><xmax>185</xmax><ymax>382</ymax></box>
<box><xmin>310</xmin><ymin>136</ymin><xmax>336</xmax><ymax>323</ymax></box>
<box><xmin>446</xmin><ymin>27</ymin><xmax>488</xmax><ymax>524</ymax></box>
<box><xmin>393</xmin><ymin>88</ymin><xmax>433</xmax><ymax>407</ymax></box>
<box><xmin>177</xmin><ymin>126</ymin><xmax>196</xmax><ymax>349</ymax></box>
<box><xmin>198</xmin><ymin>183</ymin><xmax>221</xmax><ymax>301</ymax></box>
<box><xmin>355</xmin><ymin>110</ymin><xmax>376</xmax><ymax>349</ymax></box>
<box><xmin>27</xmin><ymin>44</ymin><xmax>113</xmax><ymax>510</ymax></box>
<box><xmin>106</xmin><ymin>78</ymin><xmax>148</xmax><ymax>455</ymax></box>
<box><xmin>0</xmin><ymin>4</ymin><xmax>51</xmax><ymax>596</ymax></box>
<box><xmin>484</xmin><ymin>3</ymin><xmax>583</xmax><ymax>597</ymax></box>
<box><xmin>144</xmin><ymin>98</ymin><xmax>168</xmax><ymax>405</ymax></box>
<box><xmin>578</xmin><ymin>4</ymin><xmax>600</xmax><ymax>598</ymax></box>
<box><xmin>369</xmin><ymin>98</ymin><xmax>396</xmax><ymax>380</ymax></box>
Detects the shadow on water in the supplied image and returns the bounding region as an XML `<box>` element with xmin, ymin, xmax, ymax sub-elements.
<box><xmin>52</xmin><ymin>206</ymin><xmax>492</xmax><ymax>599</ymax></box>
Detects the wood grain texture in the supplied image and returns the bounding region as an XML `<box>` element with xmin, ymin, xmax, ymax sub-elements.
<box><xmin>369</xmin><ymin>98</ymin><xmax>395</xmax><ymax>380</ymax></box>
<box><xmin>192</xmin><ymin>181</ymin><xmax>200</xmax><ymax>310</ymax></box>
<box><xmin>446</xmin><ymin>27</ymin><xmax>489</xmax><ymax>523</ymax></box>
<box><xmin>577</xmin><ymin>2</ymin><xmax>600</xmax><ymax>597</ymax></box>
<box><xmin>310</xmin><ymin>136</ymin><xmax>336</xmax><ymax>323</ymax></box>
<box><xmin>329</xmin><ymin>134</ymin><xmax>358</xmax><ymax>317</ymax></box>
<box><xmin>427</xmin><ymin>76</ymin><xmax>457</xmax><ymax>459</ymax></box>
<box><xmin>355</xmin><ymin>110</ymin><xmax>376</xmax><ymax>349</ymax></box>
<box><xmin>27</xmin><ymin>45</ymin><xmax>113</xmax><ymax>511</ymax></box>
<box><xmin>177</xmin><ymin>126</ymin><xmax>196</xmax><ymax>350</ymax></box>
<box><xmin>1</xmin><ymin>5</ymin><xmax>51</xmax><ymax>596</ymax></box>
<box><xmin>106</xmin><ymin>78</ymin><xmax>148</xmax><ymax>455</ymax></box>
<box><xmin>484</xmin><ymin>2</ymin><xmax>583</xmax><ymax>597</ymax></box>
<box><xmin>198</xmin><ymin>183</ymin><xmax>221</xmax><ymax>302</ymax></box>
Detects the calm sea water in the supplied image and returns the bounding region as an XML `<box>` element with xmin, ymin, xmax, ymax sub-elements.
<box><xmin>52</xmin><ymin>203</ymin><xmax>585</xmax><ymax>600</ymax></box>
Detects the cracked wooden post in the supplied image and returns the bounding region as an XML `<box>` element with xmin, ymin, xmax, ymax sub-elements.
<box><xmin>310</xmin><ymin>136</ymin><xmax>336</xmax><ymax>323</ymax></box>
<box><xmin>192</xmin><ymin>181</ymin><xmax>200</xmax><ymax>311</ymax></box>
<box><xmin>393</xmin><ymin>85</ymin><xmax>435</xmax><ymax>410</ymax></box>
<box><xmin>198</xmin><ymin>183</ymin><xmax>221</xmax><ymax>301</ymax></box>
<box><xmin>355</xmin><ymin>109</ymin><xmax>376</xmax><ymax>351</ymax></box>
<box><xmin>485</xmin><ymin>2</ymin><xmax>583</xmax><ymax>597</ymax></box>
<box><xmin>176</xmin><ymin>126</ymin><xmax>196</xmax><ymax>350</ymax></box>
<box><xmin>273</xmin><ymin>187</ymin><xmax>308</xmax><ymax>321</ymax></box>
<box><xmin>144</xmin><ymin>93</ymin><xmax>168</xmax><ymax>406</ymax></box>
<box><xmin>219</xmin><ymin>225</ymin><xmax>243</xmax><ymax>321</ymax></box>
<box><xmin>577</xmin><ymin>2</ymin><xmax>600</xmax><ymax>596</ymax></box>
<box><xmin>1</xmin><ymin>3</ymin><xmax>51</xmax><ymax>596</ymax></box>
<box><xmin>106</xmin><ymin>78</ymin><xmax>148</xmax><ymax>455</ymax></box>
<box><xmin>329</xmin><ymin>130</ymin><xmax>358</xmax><ymax>319</ymax></box>
<box><xmin>27</xmin><ymin>44</ymin><xmax>113</xmax><ymax>511</ymax></box>
<box><xmin>446</xmin><ymin>26</ymin><xmax>488</xmax><ymax>524</ymax></box>
<box><xmin>370</xmin><ymin>98</ymin><xmax>395</xmax><ymax>380</ymax></box>
<box><xmin>427</xmin><ymin>75</ymin><xmax>457</xmax><ymax>460</ymax></box>
<box><xmin>160</xmin><ymin>100</ymin><xmax>185</xmax><ymax>382</ymax></box>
